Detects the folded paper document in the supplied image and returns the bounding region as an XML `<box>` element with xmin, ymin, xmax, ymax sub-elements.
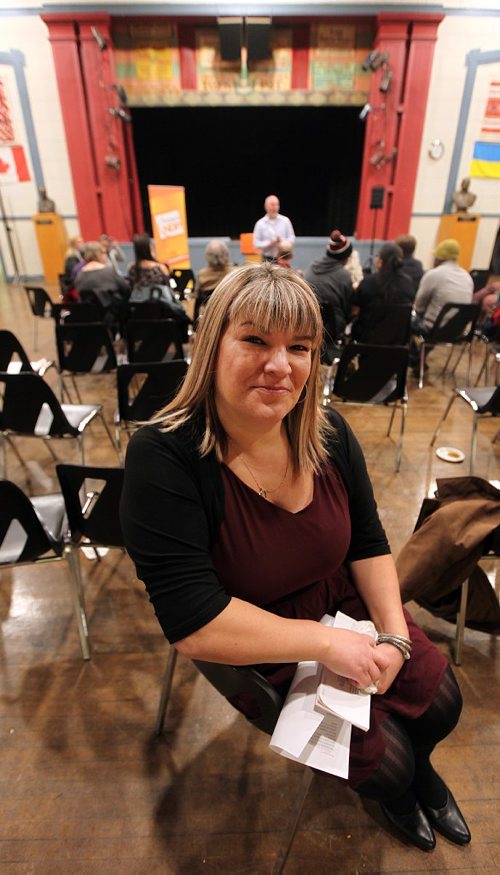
<box><xmin>269</xmin><ymin>612</ymin><xmax>377</xmax><ymax>778</ymax></box>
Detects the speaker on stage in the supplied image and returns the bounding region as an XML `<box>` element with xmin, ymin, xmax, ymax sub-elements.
<box><xmin>218</xmin><ymin>17</ymin><xmax>243</xmax><ymax>61</ymax></box>
<box><xmin>370</xmin><ymin>185</ymin><xmax>385</xmax><ymax>210</ymax></box>
<box><xmin>247</xmin><ymin>18</ymin><xmax>272</xmax><ymax>61</ymax></box>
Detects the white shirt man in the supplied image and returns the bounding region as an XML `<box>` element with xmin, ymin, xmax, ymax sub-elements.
<box><xmin>253</xmin><ymin>195</ymin><xmax>295</xmax><ymax>260</ymax></box>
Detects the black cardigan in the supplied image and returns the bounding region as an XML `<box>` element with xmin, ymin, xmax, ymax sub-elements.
<box><xmin>120</xmin><ymin>409</ymin><xmax>390</xmax><ymax>643</ymax></box>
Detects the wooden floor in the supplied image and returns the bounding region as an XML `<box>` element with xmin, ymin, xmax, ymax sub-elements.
<box><xmin>0</xmin><ymin>281</ymin><xmax>499</xmax><ymax>874</ymax></box>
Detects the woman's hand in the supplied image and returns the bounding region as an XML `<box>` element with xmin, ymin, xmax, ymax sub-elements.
<box><xmin>323</xmin><ymin>629</ymin><xmax>390</xmax><ymax>690</ymax></box>
<box><xmin>373</xmin><ymin>642</ymin><xmax>405</xmax><ymax>695</ymax></box>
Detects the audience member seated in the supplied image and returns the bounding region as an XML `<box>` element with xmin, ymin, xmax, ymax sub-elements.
<box><xmin>351</xmin><ymin>242</ymin><xmax>414</xmax><ymax>342</ymax></box>
<box><xmin>275</xmin><ymin>240</ymin><xmax>295</xmax><ymax>268</ymax></box>
<box><xmin>304</xmin><ymin>229</ymin><xmax>354</xmax><ymax>341</ymax></box>
<box><xmin>197</xmin><ymin>240</ymin><xmax>234</xmax><ymax>295</ymax></box>
<box><xmin>473</xmin><ymin>280</ymin><xmax>500</xmax><ymax>327</ymax></box>
<box><xmin>395</xmin><ymin>234</ymin><xmax>424</xmax><ymax>293</ymax></box>
<box><xmin>121</xmin><ymin>262</ymin><xmax>471</xmax><ymax>855</ymax></box>
<box><xmin>128</xmin><ymin>233</ymin><xmax>171</xmax><ymax>289</ymax></box>
<box><xmin>60</xmin><ymin>236</ymin><xmax>84</xmax><ymax>301</ymax></box>
<box><xmin>75</xmin><ymin>241</ymin><xmax>130</xmax><ymax>328</ymax></box>
<box><xmin>412</xmin><ymin>239</ymin><xmax>473</xmax><ymax>336</ymax></box>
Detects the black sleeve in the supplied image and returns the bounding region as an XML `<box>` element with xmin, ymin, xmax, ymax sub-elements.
<box><xmin>325</xmin><ymin>409</ymin><xmax>391</xmax><ymax>561</ymax></box>
<box><xmin>353</xmin><ymin>274</ymin><xmax>374</xmax><ymax>308</ymax></box>
<box><xmin>120</xmin><ymin>426</ymin><xmax>231</xmax><ymax>643</ymax></box>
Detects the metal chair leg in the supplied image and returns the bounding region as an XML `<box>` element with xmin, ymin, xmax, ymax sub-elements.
<box><xmin>78</xmin><ymin>434</ymin><xmax>85</xmax><ymax>465</ymax></box>
<box><xmin>470</xmin><ymin>411</ymin><xmax>478</xmax><ymax>475</ymax></box>
<box><xmin>155</xmin><ymin>647</ymin><xmax>179</xmax><ymax>735</ymax></box>
<box><xmin>272</xmin><ymin>767</ymin><xmax>315</xmax><ymax>875</ymax></box>
<box><xmin>99</xmin><ymin>413</ymin><xmax>121</xmax><ymax>462</ymax></box>
<box><xmin>386</xmin><ymin>405</ymin><xmax>396</xmax><ymax>438</ymax></box>
<box><xmin>395</xmin><ymin>402</ymin><xmax>407</xmax><ymax>473</ymax></box>
<box><xmin>440</xmin><ymin>345</ymin><xmax>455</xmax><ymax>378</ymax></box>
<box><xmin>418</xmin><ymin>343</ymin><xmax>426</xmax><ymax>389</ymax></box>
<box><xmin>454</xmin><ymin>578</ymin><xmax>469</xmax><ymax>665</ymax></box>
<box><xmin>430</xmin><ymin>392</ymin><xmax>457</xmax><ymax>447</ymax></box>
<box><xmin>64</xmin><ymin>544</ymin><xmax>91</xmax><ymax>660</ymax></box>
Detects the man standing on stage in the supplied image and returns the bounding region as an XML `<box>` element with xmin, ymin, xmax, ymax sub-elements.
<box><xmin>253</xmin><ymin>195</ymin><xmax>295</xmax><ymax>261</ymax></box>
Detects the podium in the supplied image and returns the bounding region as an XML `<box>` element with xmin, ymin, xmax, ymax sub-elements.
<box><xmin>32</xmin><ymin>212</ymin><xmax>67</xmax><ymax>282</ymax></box>
<box><xmin>437</xmin><ymin>213</ymin><xmax>479</xmax><ymax>271</ymax></box>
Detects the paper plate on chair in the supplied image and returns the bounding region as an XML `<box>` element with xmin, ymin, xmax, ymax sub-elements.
<box><xmin>435</xmin><ymin>446</ymin><xmax>465</xmax><ymax>463</ymax></box>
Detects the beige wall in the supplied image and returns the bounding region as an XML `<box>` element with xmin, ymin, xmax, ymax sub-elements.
<box><xmin>0</xmin><ymin>16</ymin><xmax>78</xmax><ymax>277</ymax></box>
<box><xmin>411</xmin><ymin>14</ymin><xmax>500</xmax><ymax>269</ymax></box>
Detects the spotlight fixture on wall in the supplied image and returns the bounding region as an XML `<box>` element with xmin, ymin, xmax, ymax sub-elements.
<box><xmin>91</xmin><ymin>26</ymin><xmax>107</xmax><ymax>51</ymax></box>
<box><xmin>362</xmin><ymin>50</ymin><xmax>388</xmax><ymax>72</ymax></box>
<box><xmin>109</xmin><ymin>107</ymin><xmax>132</xmax><ymax>123</ymax></box>
<box><xmin>379</xmin><ymin>68</ymin><xmax>393</xmax><ymax>94</ymax></box>
<box><xmin>359</xmin><ymin>103</ymin><xmax>372</xmax><ymax>121</ymax></box>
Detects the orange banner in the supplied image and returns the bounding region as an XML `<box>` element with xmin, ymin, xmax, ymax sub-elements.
<box><xmin>148</xmin><ymin>184</ymin><xmax>190</xmax><ymax>268</ymax></box>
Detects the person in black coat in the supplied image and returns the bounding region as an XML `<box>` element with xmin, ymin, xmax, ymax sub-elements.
<box><xmin>352</xmin><ymin>242</ymin><xmax>415</xmax><ymax>343</ymax></box>
<box><xmin>395</xmin><ymin>235</ymin><xmax>424</xmax><ymax>294</ymax></box>
<box><xmin>304</xmin><ymin>230</ymin><xmax>354</xmax><ymax>360</ymax></box>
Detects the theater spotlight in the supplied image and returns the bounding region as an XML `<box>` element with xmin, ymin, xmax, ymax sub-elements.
<box><xmin>362</xmin><ymin>50</ymin><xmax>380</xmax><ymax>71</ymax></box>
<box><xmin>109</xmin><ymin>107</ymin><xmax>132</xmax><ymax>123</ymax></box>
<box><xmin>370</xmin><ymin>51</ymin><xmax>388</xmax><ymax>71</ymax></box>
<box><xmin>379</xmin><ymin>68</ymin><xmax>393</xmax><ymax>93</ymax></box>
<box><xmin>359</xmin><ymin>103</ymin><xmax>372</xmax><ymax>121</ymax></box>
<box><xmin>91</xmin><ymin>26</ymin><xmax>107</xmax><ymax>51</ymax></box>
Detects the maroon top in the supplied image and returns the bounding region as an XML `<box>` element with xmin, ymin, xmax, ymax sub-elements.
<box><xmin>212</xmin><ymin>461</ymin><xmax>448</xmax><ymax>787</ymax></box>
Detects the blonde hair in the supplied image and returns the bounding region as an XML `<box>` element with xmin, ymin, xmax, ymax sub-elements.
<box><xmin>83</xmin><ymin>241</ymin><xmax>106</xmax><ymax>263</ymax></box>
<box><xmin>205</xmin><ymin>240</ymin><xmax>230</xmax><ymax>269</ymax></box>
<box><xmin>153</xmin><ymin>263</ymin><xmax>333</xmax><ymax>473</ymax></box>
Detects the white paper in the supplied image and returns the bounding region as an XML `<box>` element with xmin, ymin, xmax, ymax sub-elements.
<box><xmin>269</xmin><ymin>612</ymin><xmax>377</xmax><ymax>778</ymax></box>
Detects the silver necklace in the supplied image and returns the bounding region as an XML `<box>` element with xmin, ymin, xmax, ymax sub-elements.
<box><xmin>239</xmin><ymin>453</ymin><xmax>289</xmax><ymax>500</ymax></box>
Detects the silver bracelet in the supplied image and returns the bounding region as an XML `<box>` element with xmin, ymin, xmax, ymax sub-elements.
<box><xmin>376</xmin><ymin>633</ymin><xmax>412</xmax><ymax>660</ymax></box>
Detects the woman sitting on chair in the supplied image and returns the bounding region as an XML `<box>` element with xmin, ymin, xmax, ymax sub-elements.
<box><xmin>121</xmin><ymin>263</ymin><xmax>470</xmax><ymax>853</ymax></box>
<box><xmin>127</xmin><ymin>233</ymin><xmax>171</xmax><ymax>290</ymax></box>
<box><xmin>351</xmin><ymin>242</ymin><xmax>414</xmax><ymax>343</ymax></box>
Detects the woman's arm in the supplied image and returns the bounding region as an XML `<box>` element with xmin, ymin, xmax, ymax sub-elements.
<box><xmin>350</xmin><ymin>554</ymin><xmax>409</xmax><ymax>693</ymax></box>
<box><xmin>176</xmin><ymin>596</ymin><xmax>389</xmax><ymax>690</ymax></box>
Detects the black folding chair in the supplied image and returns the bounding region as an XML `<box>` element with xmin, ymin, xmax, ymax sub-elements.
<box><xmin>55</xmin><ymin>322</ymin><xmax>117</xmax><ymax>403</ymax></box>
<box><xmin>0</xmin><ymin>478</ymin><xmax>90</xmax><ymax>659</ymax></box>
<box><xmin>155</xmin><ymin>651</ymin><xmax>314</xmax><ymax>875</ymax></box>
<box><xmin>56</xmin><ymin>464</ymin><xmax>126</xmax><ymax>658</ymax></box>
<box><xmin>24</xmin><ymin>285</ymin><xmax>53</xmax><ymax>350</ymax></box>
<box><xmin>0</xmin><ymin>372</ymin><xmax>118</xmax><ymax>476</ymax></box>
<box><xmin>170</xmin><ymin>268</ymin><xmax>195</xmax><ymax>300</ymax></box>
<box><xmin>356</xmin><ymin>304</ymin><xmax>412</xmax><ymax>346</ymax></box>
<box><xmin>115</xmin><ymin>360</ymin><xmax>188</xmax><ymax>462</ymax></box>
<box><xmin>0</xmin><ymin>329</ymin><xmax>53</xmax><ymax>377</ymax></box>
<box><xmin>330</xmin><ymin>343</ymin><xmax>409</xmax><ymax>472</ymax></box>
<box><xmin>52</xmin><ymin>302</ymin><xmax>104</xmax><ymax>324</ymax></box>
<box><xmin>475</xmin><ymin>325</ymin><xmax>500</xmax><ymax>387</ymax></box>
<box><xmin>430</xmin><ymin>385</ymin><xmax>500</xmax><ymax>474</ymax></box>
<box><xmin>413</xmin><ymin>302</ymin><xmax>480</xmax><ymax>389</ymax></box>
<box><xmin>126</xmin><ymin>319</ymin><xmax>185</xmax><ymax>363</ymax></box>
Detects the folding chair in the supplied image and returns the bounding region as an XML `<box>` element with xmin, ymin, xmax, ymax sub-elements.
<box><xmin>413</xmin><ymin>302</ymin><xmax>480</xmax><ymax>389</ymax></box>
<box><xmin>55</xmin><ymin>322</ymin><xmax>117</xmax><ymax>403</ymax></box>
<box><xmin>155</xmin><ymin>650</ymin><xmax>314</xmax><ymax>875</ymax></box>
<box><xmin>0</xmin><ymin>478</ymin><xmax>90</xmax><ymax>659</ymax></box>
<box><xmin>24</xmin><ymin>285</ymin><xmax>54</xmax><ymax>351</ymax></box>
<box><xmin>115</xmin><ymin>360</ymin><xmax>188</xmax><ymax>462</ymax></box>
<box><xmin>430</xmin><ymin>385</ymin><xmax>500</xmax><ymax>474</ymax></box>
<box><xmin>52</xmin><ymin>302</ymin><xmax>104</xmax><ymax>324</ymax></box>
<box><xmin>0</xmin><ymin>372</ymin><xmax>118</xmax><ymax>476</ymax></box>
<box><xmin>170</xmin><ymin>268</ymin><xmax>195</xmax><ymax>300</ymax></box>
<box><xmin>126</xmin><ymin>319</ymin><xmax>185</xmax><ymax>363</ymax></box>
<box><xmin>0</xmin><ymin>329</ymin><xmax>53</xmax><ymax>377</ymax></box>
<box><xmin>329</xmin><ymin>343</ymin><xmax>409</xmax><ymax>472</ymax></box>
<box><xmin>355</xmin><ymin>304</ymin><xmax>412</xmax><ymax>346</ymax></box>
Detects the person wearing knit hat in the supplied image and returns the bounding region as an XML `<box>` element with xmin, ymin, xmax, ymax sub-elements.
<box><xmin>304</xmin><ymin>230</ymin><xmax>354</xmax><ymax>358</ymax></box>
<box><xmin>433</xmin><ymin>238</ymin><xmax>460</xmax><ymax>263</ymax></box>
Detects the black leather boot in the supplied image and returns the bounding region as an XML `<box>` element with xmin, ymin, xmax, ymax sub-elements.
<box><xmin>423</xmin><ymin>787</ymin><xmax>471</xmax><ymax>845</ymax></box>
<box><xmin>380</xmin><ymin>801</ymin><xmax>436</xmax><ymax>851</ymax></box>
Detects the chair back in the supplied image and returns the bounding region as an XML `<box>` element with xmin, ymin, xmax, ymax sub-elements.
<box><xmin>470</xmin><ymin>269</ymin><xmax>490</xmax><ymax>292</ymax></box>
<box><xmin>359</xmin><ymin>304</ymin><xmax>412</xmax><ymax>345</ymax></box>
<box><xmin>428</xmin><ymin>302</ymin><xmax>480</xmax><ymax>344</ymax></box>
<box><xmin>477</xmin><ymin>385</ymin><xmax>500</xmax><ymax>414</ymax></box>
<box><xmin>56</xmin><ymin>464</ymin><xmax>124</xmax><ymax>547</ymax></box>
<box><xmin>0</xmin><ymin>372</ymin><xmax>76</xmax><ymax>437</ymax></box>
<box><xmin>171</xmin><ymin>268</ymin><xmax>195</xmax><ymax>299</ymax></box>
<box><xmin>0</xmin><ymin>479</ymin><xmax>59</xmax><ymax>563</ymax></box>
<box><xmin>24</xmin><ymin>286</ymin><xmax>53</xmax><ymax>318</ymax></box>
<box><xmin>52</xmin><ymin>302</ymin><xmax>104</xmax><ymax>324</ymax></box>
<box><xmin>126</xmin><ymin>319</ymin><xmax>184</xmax><ymax>363</ymax></box>
<box><xmin>117</xmin><ymin>360</ymin><xmax>188</xmax><ymax>423</ymax></box>
<box><xmin>126</xmin><ymin>300</ymin><xmax>167</xmax><ymax>321</ymax></box>
<box><xmin>333</xmin><ymin>343</ymin><xmax>409</xmax><ymax>404</ymax></box>
<box><xmin>56</xmin><ymin>323</ymin><xmax>117</xmax><ymax>375</ymax></box>
<box><xmin>0</xmin><ymin>330</ymin><xmax>33</xmax><ymax>373</ymax></box>
<box><xmin>193</xmin><ymin>660</ymin><xmax>284</xmax><ymax>736</ymax></box>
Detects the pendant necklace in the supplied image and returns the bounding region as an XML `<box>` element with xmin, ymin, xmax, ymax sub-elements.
<box><xmin>238</xmin><ymin>453</ymin><xmax>289</xmax><ymax>500</ymax></box>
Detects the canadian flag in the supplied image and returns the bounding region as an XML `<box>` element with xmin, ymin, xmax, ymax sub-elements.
<box><xmin>0</xmin><ymin>144</ymin><xmax>30</xmax><ymax>183</ymax></box>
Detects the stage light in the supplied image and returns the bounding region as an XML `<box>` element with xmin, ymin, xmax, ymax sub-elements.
<box><xmin>370</xmin><ymin>51</ymin><xmax>388</xmax><ymax>71</ymax></box>
<box><xmin>362</xmin><ymin>51</ymin><xmax>380</xmax><ymax>71</ymax></box>
<box><xmin>359</xmin><ymin>103</ymin><xmax>372</xmax><ymax>121</ymax></box>
<box><xmin>108</xmin><ymin>107</ymin><xmax>132</xmax><ymax>123</ymax></box>
<box><xmin>379</xmin><ymin>68</ymin><xmax>393</xmax><ymax>93</ymax></box>
<box><xmin>91</xmin><ymin>26</ymin><xmax>107</xmax><ymax>51</ymax></box>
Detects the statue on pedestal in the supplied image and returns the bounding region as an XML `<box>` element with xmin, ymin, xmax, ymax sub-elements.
<box><xmin>451</xmin><ymin>177</ymin><xmax>476</xmax><ymax>213</ymax></box>
<box><xmin>37</xmin><ymin>187</ymin><xmax>56</xmax><ymax>213</ymax></box>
